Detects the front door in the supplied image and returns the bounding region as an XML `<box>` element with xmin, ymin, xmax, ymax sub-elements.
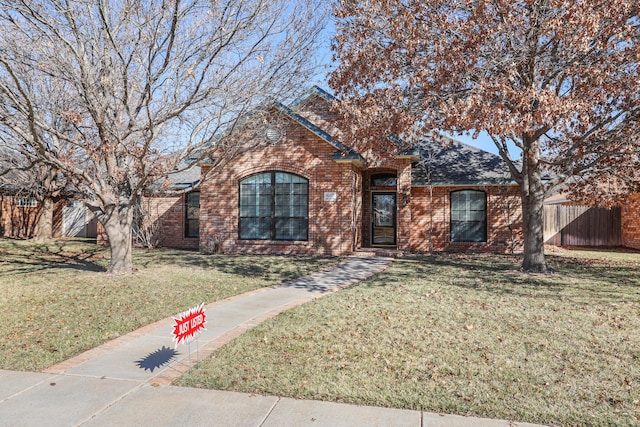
<box><xmin>372</xmin><ymin>192</ymin><xmax>396</xmax><ymax>246</ymax></box>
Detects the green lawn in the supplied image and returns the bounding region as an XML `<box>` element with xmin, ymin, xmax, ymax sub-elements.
<box><xmin>177</xmin><ymin>250</ymin><xmax>640</xmax><ymax>427</ymax></box>
<box><xmin>0</xmin><ymin>238</ymin><xmax>337</xmax><ymax>371</ymax></box>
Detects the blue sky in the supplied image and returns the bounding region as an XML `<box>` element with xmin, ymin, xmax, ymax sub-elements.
<box><xmin>310</xmin><ymin>17</ymin><xmax>514</xmax><ymax>157</ymax></box>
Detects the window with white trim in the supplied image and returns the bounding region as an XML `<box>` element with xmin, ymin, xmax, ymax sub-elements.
<box><xmin>17</xmin><ymin>198</ymin><xmax>37</xmax><ymax>208</ymax></box>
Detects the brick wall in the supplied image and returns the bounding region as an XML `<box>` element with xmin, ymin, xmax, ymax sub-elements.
<box><xmin>97</xmin><ymin>194</ymin><xmax>199</xmax><ymax>250</ymax></box>
<box><xmin>141</xmin><ymin>194</ymin><xmax>199</xmax><ymax>250</ymax></box>
<box><xmin>622</xmin><ymin>193</ymin><xmax>640</xmax><ymax>249</ymax></box>
<box><xmin>0</xmin><ymin>194</ymin><xmax>38</xmax><ymax>238</ymax></box>
<box><xmin>409</xmin><ymin>185</ymin><xmax>523</xmax><ymax>253</ymax></box>
<box><xmin>396</xmin><ymin>159</ymin><xmax>414</xmax><ymax>251</ymax></box>
<box><xmin>292</xmin><ymin>94</ymin><xmax>343</xmax><ymax>141</ymax></box>
<box><xmin>200</xmin><ymin>115</ymin><xmax>360</xmax><ymax>256</ymax></box>
<box><xmin>0</xmin><ymin>194</ymin><xmax>64</xmax><ymax>239</ymax></box>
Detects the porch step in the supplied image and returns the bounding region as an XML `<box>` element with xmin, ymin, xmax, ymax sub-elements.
<box><xmin>351</xmin><ymin>248</ymin><xmax>405</xmax><ymax>258</ymax></box>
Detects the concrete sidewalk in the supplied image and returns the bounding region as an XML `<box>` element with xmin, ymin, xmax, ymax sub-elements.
<box><xmin>0</xmin><ymin>256</ymin><xmax>546</xmax><ymax>427</ymax></box>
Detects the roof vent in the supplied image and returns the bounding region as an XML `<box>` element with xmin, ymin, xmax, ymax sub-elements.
<box><xmin>265</xmin><ymin>126</ymin><xmax>283</xmax><ymax>144</ymax></box>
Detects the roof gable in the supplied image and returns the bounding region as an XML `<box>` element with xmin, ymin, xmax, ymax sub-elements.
<box><xmin>273</xmin><ymin>101</ymin><xmax>336</xmax><ymax>148</ymax></box>
<box><xmin>289</xmin><ymin>85</ymin><xmax>336</xmax><ymax>108</ymax></box>
<box><xmin>273</xmin><ymin>94</ymin><xmax>365</xmax><ymax>166</ymax></box>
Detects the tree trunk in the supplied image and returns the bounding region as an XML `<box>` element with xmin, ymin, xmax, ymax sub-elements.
<box><xmin>519</xmin><ymin>139</ymin><xmax>549</xmax><ymax>273</ymax></box>
<box><xmin>34</xmin><ymin>197</ymin><xmax>54</xmax><ymax>241</ymax></box>
<box><xmin>100</xmin><ymin>203</ymin><xmax>134</xmax><ymax>275</ymax></box>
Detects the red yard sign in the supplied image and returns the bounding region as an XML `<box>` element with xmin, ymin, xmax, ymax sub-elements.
<box><xmin>172</xmin><ymin>303</ymin><xmax>207</xmax><ymax>348</ymax></box>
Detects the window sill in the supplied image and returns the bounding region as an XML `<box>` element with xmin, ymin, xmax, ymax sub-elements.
<box><xmin>237</xmin><ymin>239</ymin><xmax>309</xmax><ymax>244</ymax></box>
<box><xmin>449</xmin><ymin>241</ymin><xmax>488</xmax><ymax>245</ymax></box>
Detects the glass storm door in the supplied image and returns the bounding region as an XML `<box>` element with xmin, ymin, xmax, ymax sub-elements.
<box><xmin>372</xmin><ymin>193</ymin><xmax>396</xmax><ymax>245</ymax></box>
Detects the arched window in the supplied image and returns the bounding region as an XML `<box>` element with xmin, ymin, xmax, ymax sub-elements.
<box><xmin>239</xmin><ymin>172</ymin><xmax>308</xmax><ymax>241</ymax></box>
<box><xmin>371</xmin><ymin>173</ymin><xmax>397</xmax><ymax>187</ymax></box>
<box><xmin>450</xmin><ymin>190</ymin><xmax>486</xmax><ymax>242</ymax></box>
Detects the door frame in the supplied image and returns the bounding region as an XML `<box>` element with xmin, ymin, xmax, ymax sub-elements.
<box><xmin>371</xmin><ymin>192</ymin><xmax>397</xmax><ymax>246</ymax></box>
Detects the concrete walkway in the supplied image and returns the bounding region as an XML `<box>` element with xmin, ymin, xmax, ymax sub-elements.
<box><xmin>0</xmin><ymin>256</ymin><xmax>546</xmax><ymax>427</ymax></box>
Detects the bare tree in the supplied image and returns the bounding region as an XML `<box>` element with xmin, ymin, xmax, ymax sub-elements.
<box><xmin>0</xmin><ymin>0</ymin><xmax>326</xmax><ymax>273</ymax></box>
<box><xmin>132</xmin><ymin>197</ymin><xmax>163</xmax><ymax>249</ymax></box>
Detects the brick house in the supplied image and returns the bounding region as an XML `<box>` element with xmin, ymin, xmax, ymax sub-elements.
<box><xmin>57</xmin><ymin>86</ymin><xmax>640</xmax><ymax>254</ymax></box>
<box><xmin>0</xmin><ymin>191</ymin><xmax>51</xmax><ymax>238</ymax></box>
<box><xmin>0</xmin><ymin>178</ymin><xmax>65</xmax><ymax>239</ymax></box>
<box><xmin>189</xmin><ymin>87</ymin><xmax>524</xmax><ymax>255</ymax></box>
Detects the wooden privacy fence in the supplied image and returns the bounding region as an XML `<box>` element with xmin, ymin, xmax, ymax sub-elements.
<box><xmin>544</xmin><ymin>205</ymin><xmax>621</xmax><ymax>247</ymax></box>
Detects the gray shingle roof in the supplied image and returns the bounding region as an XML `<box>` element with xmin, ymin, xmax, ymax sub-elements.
<box><xmin>196</xmin><ymin>87</ymin><xmax>516</xmax><ymax>188</ymax></box>
<box><xmin>411</xmin><ymin>136</ymin><xmax>515</xmax><ymax>186</ymax></box>
<box><xmin>287</xmin><ymin>88</ymin><xmax>515</xmax><ymax>186</ymax></box>
<box><xmin>166</xmin><ymin>163</ymin><xmax>200</xmax><ymax>189</ymax></box>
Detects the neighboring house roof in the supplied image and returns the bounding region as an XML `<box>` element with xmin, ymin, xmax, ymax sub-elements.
<box><xmin>411</xmin><ymin>135</ymin><xmax>515</xmax><ymax>186</ymax></box>
<box><xmin>0</xmin><ymin>149</ymin><xmax>64</xmax><ymax>195</ymax></box>
<box><xmin>0</xmin><ymin>149</ymin><xmax>27</xmax><ymax>193</ymax></box>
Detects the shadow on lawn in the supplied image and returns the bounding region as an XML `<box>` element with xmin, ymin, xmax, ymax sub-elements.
<box><xmin>138</xmin><ymin>249</ymin><xmax>336</xmax><ymax>282</ymax></box>
<box><xmin>0</xmin><ymin>239</ymin><xmax>107</xmax><ymax>276</ymax></box>
<box><xmin>359</xmin><ymin>254</ymin><xmax>640</xmax><ymax>305</ymax></box>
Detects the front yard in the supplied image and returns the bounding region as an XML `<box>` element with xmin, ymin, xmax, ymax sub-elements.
<box><xmin>177</xmin><ymin>250</ymin><xmax>640</xmax><ymax>426</ymax></box>
<box><xmin>0</xmin><ymin>238</ymin><xmax>337</xmax><ymax>371</ymax></box>
<box><xmin>2</xmin><ymin>238</ymin><xmax>638</xmax><ymax>425</ymax></box>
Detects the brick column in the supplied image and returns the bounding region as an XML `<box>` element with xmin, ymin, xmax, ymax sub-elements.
<box><xmin>622</xmin><ymin>193</ymin><xmax>640</xmax><ymax>249</ymax></box>
<box><xmin>396</xmin><ymin>159</ymin><xmax>413</xmax><ymax>252</ymax></box>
